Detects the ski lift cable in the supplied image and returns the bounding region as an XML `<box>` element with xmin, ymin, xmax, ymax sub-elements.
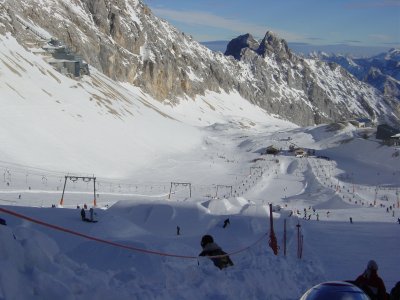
<box><xmin>0</xmin><ymin>206</ymin><xmax>269</xmax><ymax>260</ymax></box>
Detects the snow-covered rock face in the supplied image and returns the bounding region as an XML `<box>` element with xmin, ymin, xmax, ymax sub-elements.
<box><xmin>315</xmin><ymin>49</ymin><xmax>400</xmax><ymax>105</ymax></box>
<box><xmin>0</xmin><ymin>0</ymin><xmax>399</xmax><ymax>126</ymax></box>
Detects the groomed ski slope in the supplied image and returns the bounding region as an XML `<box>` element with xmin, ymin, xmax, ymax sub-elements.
<box><xmin>0</xmin><ymin>32</ymin><xmax>399</xmax><ymax>300</ymax></box>
<box><xmin>1</xmin><ymin>122</ymin><xmax>399</xmax><ymax>300</ymax></box>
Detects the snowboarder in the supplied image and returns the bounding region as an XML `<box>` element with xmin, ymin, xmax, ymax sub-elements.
<box><xmin>199</xmin><ymin>234</ymin><xmax>233</xmax><ymax>270</ymax></box>
<box><xmin>223</xmin><ymin>218</ymin><xmax>230</xmax><ymax>228</ymax></box>
<box><xmin>355</xmin><ymin>260</ymin><xmax>387</xmax><ymax>300</ymax></box>
<box><xmin>350</xmin><ymin>217</ymin><xmax>353</xmax><ymax>224</ymax></box>
<box><xmin>0</xmin><ymin>217</ymin><xmax>6</xmax><ymax>226</ymax></box>
<box><xmin>177</xmin><ymin>226</ymin><xmax>180</xmax><ymax>235</ymax></box>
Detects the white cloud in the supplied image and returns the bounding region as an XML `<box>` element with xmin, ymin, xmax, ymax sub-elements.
<box><xmin>152</xmin><ymin>8</ymin><xmax>304</xmax><ymax>41</ymax></box>
<box><xmin>368</xmin><ymin>33</ymin><xmax>395</xmax><ymax>42</ymax></box>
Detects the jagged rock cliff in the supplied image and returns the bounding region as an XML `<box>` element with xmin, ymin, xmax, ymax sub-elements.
<box><xmin>0</xmin><ymin>0</ymin><xmax>399</xmax><ymax>126</ymax></box>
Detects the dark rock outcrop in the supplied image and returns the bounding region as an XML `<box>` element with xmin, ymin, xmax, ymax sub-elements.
<box><xmin>225</xmin><ymin>33</ymin><xmax>259</xmax><ymax>60</ymax></box>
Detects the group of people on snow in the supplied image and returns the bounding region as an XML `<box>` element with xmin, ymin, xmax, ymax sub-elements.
<box><xmin>195</xmin><ymin>233</ymin><xmax>398</xmax><ymax>300</ymax></box>
<box><xmin>75</xmin><ymin>202</ymin><xmax>400</xmax><ymax>298</ymax></box>
<box><xmin>80</xmin><ymin>206</ymin><xmax>97</xmax><ymax>222</ymax></box>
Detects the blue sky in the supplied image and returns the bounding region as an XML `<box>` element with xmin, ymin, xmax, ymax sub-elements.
<box><xmin>144</xmin><ymin>0</ymin><xmax>400</xmax><ymax>48</ymax></box>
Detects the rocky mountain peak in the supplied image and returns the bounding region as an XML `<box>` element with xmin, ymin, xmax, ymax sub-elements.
<box><xmin>1</xmin><ymin>0</ymin><xmax>399</xmax><ymax>126</ymax></box>
<box><xmin>257</xmin><ymin>31</ymin><xmax>292</xmax><ymax>61</ymax></box>
<box><xmin>224</xmin><ymin>33</ymin><xmax>259</xmax><ymax>60</ymax></box>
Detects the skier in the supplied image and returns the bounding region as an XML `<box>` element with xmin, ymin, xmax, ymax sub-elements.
<box><xmin>199</xmin><ymin>235</ymin><xmax>233</xmax><ymax>270</ymax></box>
<box><xmin>89</xmin><ymin>207</ymin><xmax>94</xmax><ymax>222</ymax></box>
<box><xmin>355</xmin><ymin>260</ymin><xmax>388</xmax><ymax>300</ymax></box>
<box><xmin>177</xmin><ymin>226</ymin><xmax>180</xmax><ymax>235</ymax></box>
<box><xmin>80</xmin><ymin>208</ymin><xmax>86</xmax><ymax>221</ymax></box>
<box><xmin>223</xmin><ymin>218</ymin><xmax>230</xmax><ymax>228</ymax></box>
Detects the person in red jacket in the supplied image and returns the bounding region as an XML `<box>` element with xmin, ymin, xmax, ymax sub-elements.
<box><xmin>355</xmin><ymin>260</ymin><xmax>388</xmax><ymax>300</ymax></box>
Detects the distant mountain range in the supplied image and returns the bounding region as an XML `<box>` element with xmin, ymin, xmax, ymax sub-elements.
<box><xmin>201</xmin><ymin>40</ymin><xmax>394</xmax><ymax>58</ymax></box>
<box><xmin>202</xmin><ymin>38</ymin><xmax>400</xmax><ymax>107</ymax></box>
<box><xmin>312</xmin><ymin>48</ymin><xmax>400</xmax><ymax>101</ymax></box>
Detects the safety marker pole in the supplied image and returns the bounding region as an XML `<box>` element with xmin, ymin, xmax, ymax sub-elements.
<box><xmin>93</xmin><ymin>177</ymin><xmax>97</xmax><ymax>207</ymax></box>
<box><xmin>268</xmin><ymin>203</ymin><xmax>278</xmax><ymax>255</ymax></box>
<box><xmin>296</xmin><ymin>221</ymin><xmax>301</xmax><ymax>259</ymax></box>
<box><xmin>59</xmin><ymin>176</ymin><xmax>67</xmax><ymax>206</ymax></box>
<box><xmin>283</xmin><ymin>218</ymin><xmax>287</xmax><ymax>257</ymax></box>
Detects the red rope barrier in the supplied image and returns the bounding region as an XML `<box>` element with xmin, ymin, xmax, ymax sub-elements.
<box><xmin>0</xmin><ymin>206</ymin><xmax>268</xmax><ymax>259</ymax></box>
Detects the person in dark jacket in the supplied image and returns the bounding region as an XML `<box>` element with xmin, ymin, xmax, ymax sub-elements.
<box><xmin>80</xmin><ymin>208</ymin><xmax>86</xmax><ymax>221</ymax></box>
<box><xmin>355</xmin><ymin>260</ymin><xmax>388</xmax><ymax>300</ymax></box>
<box><xmin>390</xmin><ymin>282</ymin><xmax>400</xmax><ymax>300</ymax></box>
<box><xmin>223</xmin><ymin>218</ymin><xmax>230</xmax><ymax>228</ymax></box>
<box><xmin>199</xmin><ymin>234</ymin><xmax>233</xmax><ymax>270</ymax></box>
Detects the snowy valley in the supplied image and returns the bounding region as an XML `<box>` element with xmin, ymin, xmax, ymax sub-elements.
<box><xmin>0</xmin><ymin>0</ymin><xmax>400</xmax><ymax>299</ymax></box>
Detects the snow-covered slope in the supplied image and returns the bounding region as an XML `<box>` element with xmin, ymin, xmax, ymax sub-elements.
<box><xmin>0</xmin><ymin>2</ymin><xmax>399</xmax><ymax>299</ymax></box>
<box><xmin>0</xmin><ymin>32</ymin><xmax>294</xmax><ymax>177</ymax></box>
<box><xmin>0</xmin><ymin>119</ymin><xmax>399</xmax><ymax>300</ymax></box>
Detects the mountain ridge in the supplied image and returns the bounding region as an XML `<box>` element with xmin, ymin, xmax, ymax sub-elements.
<box><xmin>313</xmin><ymin>49</ymin><xmax>400</xmax><ymax>102</ymax></box>
<box><xmin>0</xmin><ymin>0</ymin><xmax>399</xmax><ymax>126</ymax></box>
